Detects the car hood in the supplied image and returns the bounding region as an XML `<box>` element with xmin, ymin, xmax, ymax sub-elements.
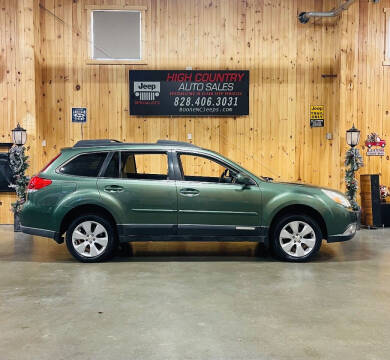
<box><xmin>278</xmin><ymin>181</ymin><xmax>322</xmax><ymax>189</ymax></box>
<box><xmin>267</xmin><ymin>180</ymin><xmax>344</xmax><ymax>195</ymax></box>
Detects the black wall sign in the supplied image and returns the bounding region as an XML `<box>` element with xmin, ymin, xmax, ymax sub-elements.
<box><xmin>129</xmin><ymin>70</ymin><xmax>249</xmax><ymax>116</ymax></box>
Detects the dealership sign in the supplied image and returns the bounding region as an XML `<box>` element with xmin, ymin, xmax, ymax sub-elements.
<box><xmin>129</xmin><ymin>70</ymin><xmax>249</xmax><ymax>116</ymax></box>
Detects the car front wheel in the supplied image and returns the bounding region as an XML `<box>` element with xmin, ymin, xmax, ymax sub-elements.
<box><xmin>66</xmin><ymin>214</ymin><xmax>117</xmax><ymax>263</ymax></box>
<box><xmin>271</xmin><ymin>214</ymin><xmax>322</xmax><ymax>262</ymax></box>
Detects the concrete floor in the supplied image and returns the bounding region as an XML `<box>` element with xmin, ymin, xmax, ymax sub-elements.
<box><xmin>0</xmin><ymin>225</ymin><xmax>389</xmax><ymax>360</ymax></box>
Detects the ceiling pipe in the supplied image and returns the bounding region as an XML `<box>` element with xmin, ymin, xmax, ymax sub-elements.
<box><xmin>298</xmin><ymin>0</ymin><xmax>357</xmax><ymax>24</ymax></box>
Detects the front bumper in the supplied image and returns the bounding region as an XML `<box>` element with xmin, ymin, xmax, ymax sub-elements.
<box><xmin>327</xmin><ymin>223</ymin><xmax>357</xmax><ymax>243</ymax></box>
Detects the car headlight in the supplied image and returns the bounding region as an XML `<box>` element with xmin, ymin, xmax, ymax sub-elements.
<box><xmin>322</xmin><ymin>189</ymin><xmax>351</xmax><ymax>208</ymax></box>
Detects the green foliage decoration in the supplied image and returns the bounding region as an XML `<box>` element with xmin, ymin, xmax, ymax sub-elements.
<box><xmin>8</xmin><ymin>145</ymin><xmax>30</xmax><ymax>214</ymax></box>
<box><xmin>344</xmin><ymin>147</ymin><xmax>364</xmax><ymax>211</ymax></box>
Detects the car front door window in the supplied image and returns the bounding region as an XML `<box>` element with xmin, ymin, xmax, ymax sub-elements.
<box><xmin>179</xmin><ymin>153</ymin><xmax>238</xmax><ymax>184</ymax></box>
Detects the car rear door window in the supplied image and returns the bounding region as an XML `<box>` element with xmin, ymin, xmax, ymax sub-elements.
<box><xmin>59</xmin><ymin>152</ymin><xmax>107</xmax><ymax>177</ymax></box>
<box><xmin>120</xmin><ymin>152</ymin><xmax>168</xmax><ymax>180</ymax></box>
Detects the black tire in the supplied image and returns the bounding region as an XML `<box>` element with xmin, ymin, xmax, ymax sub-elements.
<box><xmin>116</xmin><ymin>242</ymin><xmax>133</xmax><ymax>257</ymax></box>
<box><xmin>66</xmin><ymin>214</ymin><xmax>117</xmax><ymax>263</ymax></box>
<box><xmin>271</xmin><ymin>214</ymin><xmax>322</xmax><ymax>262</ymax></box>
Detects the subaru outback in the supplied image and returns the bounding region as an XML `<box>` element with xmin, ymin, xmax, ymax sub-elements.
<box><xmin>20</xmin><ymin>140</ymin><xmax>357</xmax><ymax>262</ymax></box>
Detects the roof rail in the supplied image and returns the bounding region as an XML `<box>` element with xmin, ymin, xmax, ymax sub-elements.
<box><xmin>72</xmin><ymin>139</ymin><xmax>199</xmax><ymax>148</ymax></box>
<box><xmin>156</xmin><ymin>140</ymin><xmax>198</xmax><ymax>148</ymax></box>
<box><xmin>73</xmin><ymin>139</ymin><xmax>122</xmax><ymax>148</ymax></box>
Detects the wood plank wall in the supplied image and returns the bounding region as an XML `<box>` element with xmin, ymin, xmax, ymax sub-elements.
<box><xmin>0</xmin><ymin>0</ymin><xmax>38</xmax><ymax>224</ymax></box>
<box><xmin>1</xmin><ymin>0</ymin><xmax>390</xmax><ymax>224</ymax></box>
<box><xmin>36</xmin><ymin>0</ymin><xmax>342</xmax><ymax>183</ymax></box>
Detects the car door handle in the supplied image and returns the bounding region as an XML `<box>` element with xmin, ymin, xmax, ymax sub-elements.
<box><xmin>104</xmin><ymin>185</ymin><xmax>124</xmax><ymax>193</ymax></box>
<box><xmin>179</xmin><ymin>188</ymin><xmax>200</xmax><ymax>197</ymax></box>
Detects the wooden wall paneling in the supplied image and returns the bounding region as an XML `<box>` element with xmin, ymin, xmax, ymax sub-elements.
<box><xmin>357</xmin><ymin>0</ymin><xmax>368</xmax><ymax>185</ymax></box>
<box><xmin>160</xmin><ymin>0</ymin><xmax>171</xmax><ymax>143</ymax></box>
<box><xmin>0</xmin><ymin>2</ymin><xmax>4</xmax><ymax>139</ymax></box>
<box><xmin>360</xmin><ymin>1</ymin><xmax>381</xmax><ymax>177</ymax></box>
<box><xmin>4</xmin><ymin>0</ymin><xmax>390</xmax><ymax>224</ymax></box>
<box><xmin>210</xmin><ymin>0</ymin><xmax>221</xmax><ymax>161</ymax></box>
<box><xmin>251</xmin><ymin>0</ymin><xmax>259</xmax><ymax>176</ymax></box>
<box><xmin>0</xmin><ymin>0</ymin><xmax>38</xmax><ymax>224</ymax></box>
<box><xmin>75</xmin><ymin>0</ymin><xmax>85</xmax><ymax>143</ymax></box>
<box><xmin>382</xmin><ymin>63</ymin><xmax>390</xmax><ymax>186</ymax></box>
<box><xmin>367</xmin><ymin>2</ymin><xmax>383</xmax><ymax>177</ymax></box>
<box><xmin>1</xmin><ymin>2</ymin><xmax>9</xmax><ymax>142</ymax></box>
<box><xmin>339</xmin><ymin>1</ymin><xmax>360</xmax><ymax>193</ymax></box>
<box><xmin>319</xmin><ymin>2</ymin><xmax>330</xmax><ymax>188</ymax></box>
<box><xmin>196</xmin><ymin>0</ymin><xmax>212</xmax><ymax>155</ymax></box>
<box><xmin>9</xmin><ymin>0</ymin><xmax>17</xmax><ymax>139</ymax></box>
<box><xmin>285</xmin><ymin>0</ymin><xmax>297</xmax><ymax>182</ymax></box>
<box><xmin>374</xmin><ymin>1</ymin><xmax>385</xmax><ymax>179</ymax></box>
<box><xmin>383</xmin><ymin>3</ymin><xmax>390</xmax><ymax>186</ymax></box>
<box><xmin>296</xmin><ymin>0</ymin><xmax>311</xmax><ymax>184</ymax></box>
<box><xmin>322</xmin><ymin>2</ymin><xmax>340</xmax><ymax>189</ymax></box>
<box><xmin>184</xmin><ymin>0</ymin><xmax>195</xmax><ymax>148</ymax></box>
<box><xmin>249</xmin><ymin>0</ymin><xmax>261</xmax><ymax>178</ymax></box>
<box><xmin>236</xmin><ymin>0</ymin><xmax>246</xmax><ymax>170</ymax></box>
<box><xmin>43</xmin><ymin>0</ymin><xmax>55</xmax><ymax>161</ymax></box>
<box><xmin>312</xmin><ymin>1</ymin><xmax>328</xmax><ymax>187</ymax></box>
<box><xmin>259</xmin><ymin>0</ymin><xmax>270</xmax><ymax>179</ymax></box>
<box><xmin>221</xmin><ymin>0</ymin><xmax>237</xmax><ymax>166</ymax></box>
<box><xmin>17</xmin><ymin>0</ymin><xmax>37</xmax><ymax>158</ymax></box>
<box><xmin>218</xmin><ymin>0</ymin><xmax>228</xmax><ymax>161</ymax></box>
<box><xmin>62</xmin><ymin>0</ymin><xmax>71</xmax><ymax>149</ymax></box>
<box><xmin>35</xmin><ymin>0</ymin><xmax>44</xmax><ymax>172</ymax></box>
<box><xmin>55</xmin><ymin>0</ymin><xmax>65</xmax><ymax>156</ymax></box>
<box><xmin>323</xmin><ymin>2</ymin><xmax>341</xmax><ymax>190</ymax></box>
<box><xmin>269</xmin><ymin>0</ymin><xmax>279</xmax><ymax>180</ymax></box>
<box><xmin>88</xmin><ymin>1</ymin><xmax>103</xmax><ymax>141</ymax></box>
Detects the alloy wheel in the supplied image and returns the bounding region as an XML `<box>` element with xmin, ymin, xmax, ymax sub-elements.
<box><xmin>71</xmin><ymin>221</ymin><xmax>109</xmax><ymax>258</ymax></box>
<box><xmin>279</xmin><ymin>221</ymin><xmax>316</xmax><ymax>258</ymax></box>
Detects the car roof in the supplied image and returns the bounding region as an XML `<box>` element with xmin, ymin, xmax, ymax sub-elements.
<box><xmin>63</xmin><ymin>139</ymin><xmax>202</xmax><ymax>151</ymax></box>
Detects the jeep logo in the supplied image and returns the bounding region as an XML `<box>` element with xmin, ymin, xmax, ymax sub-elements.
<box><xmin>139</xmin><ymin>83</ymin><xmax>156</xmax><ymax>90</ymax></box>
<box><xmin>134</xmin><ymin>82</ymin><xmax>160</xmax><ymax>101</ymax></box>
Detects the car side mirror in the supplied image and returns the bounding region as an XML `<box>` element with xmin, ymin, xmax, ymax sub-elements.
<box><xmin>236</xmin><ymin>173</ymin><xmax>252</xmax><ymax>185</ymax></box>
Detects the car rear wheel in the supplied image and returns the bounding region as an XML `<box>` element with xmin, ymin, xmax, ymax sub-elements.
<box><xmin>66</xmin><ymin>214</ymin><xmax>117</xmax><ymax>263</ymax></box>
<box><xmin>271</xmin><ymin>214</ymin><xmax>322</xmax><ymax>262</ymax></box>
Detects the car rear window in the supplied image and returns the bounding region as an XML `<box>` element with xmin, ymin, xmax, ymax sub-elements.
<box><xmin>58</xmin><ymin>152</ymin><xmax>107</xmax><ymax>177</ymax></box>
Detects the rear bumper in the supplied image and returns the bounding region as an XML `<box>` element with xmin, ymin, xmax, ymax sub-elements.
<box><xmin>20</xmin><ymin>225</ymin><xmax>63</xmax><ymax>244</ymax></box>
<box><xmin>327</xmin><ymin>223</ymin><xmax>357</xmax><ymax>243</ymax></box>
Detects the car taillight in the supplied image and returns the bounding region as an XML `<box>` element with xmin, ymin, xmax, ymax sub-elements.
<box><xmin>40</xmin><ymin>153</ymin><xmax>62</xmax><ymax>173</ymax></box>
<box><xmin>28</xmin><ymin>176</ymin><xmax>52</xmax><ymax>192</ymax></box>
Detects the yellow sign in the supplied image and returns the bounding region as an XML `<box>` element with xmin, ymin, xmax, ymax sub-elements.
<box><xmin>310</xmin><ymin>105</ymin><xmax>324</xmax><ymax>127</ymax></box>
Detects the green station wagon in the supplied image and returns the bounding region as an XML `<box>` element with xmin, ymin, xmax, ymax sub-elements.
<box><xmin>20</xmin><ymin>140</ymin><xmax>357</xmax><ymax>262</ymax></box>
